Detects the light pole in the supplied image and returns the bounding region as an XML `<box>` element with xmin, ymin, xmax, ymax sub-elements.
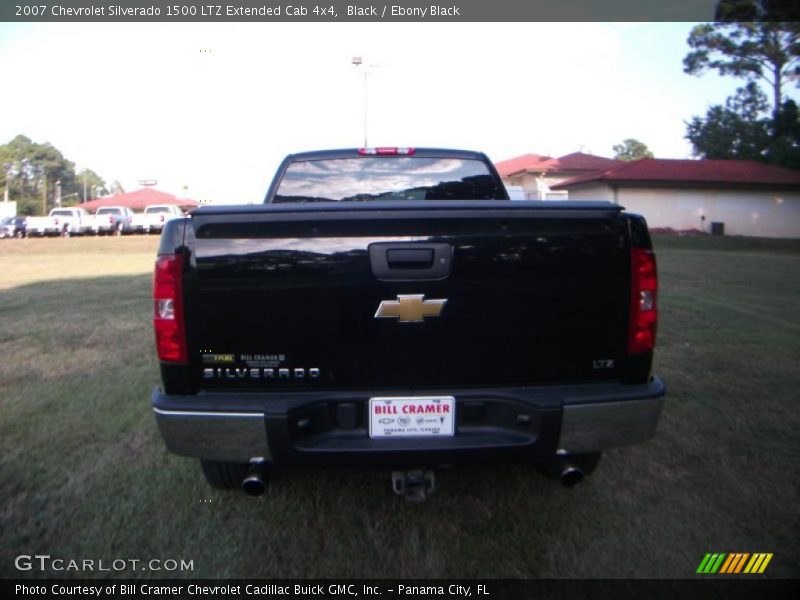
<box><xmin>3</xmin><ymin>163</ymin><xmax>10</xmax><ymax>203</ymax></box>
<box><xmin>352</xmin><ymin>56</ymin><xmax>369</xmax><ymax>147</ymax></box>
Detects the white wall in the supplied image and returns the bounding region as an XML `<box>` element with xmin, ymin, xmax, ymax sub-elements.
<box><xmin>564</xmin><ymin>183</ymin><xmax>614</xmax><ymax>202</ymax></box>
<box><xmin>502</xmin><ymin>173</ymin><xmax>574</xmax><ymax>200</ymax></box>
<box><xmin>503</xmin><ymin>173</ymin><xmax>541</xmax><ymax>200</ymax></box>
<box><xmin>564</xmin><ymin>184</ymin><xmax>800</xmax><ymax>238</ymax></box>
<box><xmin>0</xmin><ymin>201</ymin><xmax>17</xmax><ymax>218</ymax></box>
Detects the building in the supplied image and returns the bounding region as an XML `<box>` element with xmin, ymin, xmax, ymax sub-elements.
<box><xmin>551</xmin><ymin>159</ymin><xmax>800</xmax><ymax>238</ymax></box>
<box><xmin>76</xmin><ymin>188</ymin><xmax>200</xmax><ymax>212</ymax></box>
<box><xmin>495</xmin><ymin>152</ymin><xmax>622</xmax><ymax>200</ymax></box>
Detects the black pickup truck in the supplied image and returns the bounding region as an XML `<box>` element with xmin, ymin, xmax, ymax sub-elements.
<box><xmin>152</xmin><ymin>147</ymin><xmax>665</xmax><ymax>500</ymax></box>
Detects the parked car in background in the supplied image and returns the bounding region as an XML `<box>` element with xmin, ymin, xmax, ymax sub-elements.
<box><xmin>142</xmin><ymin>204</ymin><xmax>183</xmax><ymax>234</ymax></box>
<box><xmin>130</xmin><ymin>211</ymin><xmax>148</xmax><ymax>233</ymax></box>
<box><xmin>25</xmin><ymin>207</ymin><xmax>92</xmax><ymax>236</ymax></box>
<box><xmin>89</xmin><ymin>206</ymin><xmax>135</xmax><ymax>235</ymax></box>
<box><xmin>0</xmin><ymin>216</ymin><xmax>15</xmax><ymax>238</ymax></box>
<box><xmin>14</xmin><ymin>216</ymin><xmax>27</xmax><ymax>238</ymax></box>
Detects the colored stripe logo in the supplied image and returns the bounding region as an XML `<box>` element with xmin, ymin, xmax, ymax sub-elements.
<box><xmin>697</xmin><ymin>553</ymin><xmax>773</xmax><ymax>574</ymax></box>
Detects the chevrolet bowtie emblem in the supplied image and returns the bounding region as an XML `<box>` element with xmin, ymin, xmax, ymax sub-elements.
<box><xmin>374</xmin><ymin>294</ymin><xmax>447</xmax><ymax>323</ymax></box>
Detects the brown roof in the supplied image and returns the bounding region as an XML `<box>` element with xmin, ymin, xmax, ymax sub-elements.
<box><xmin>551</xmin><ymin>152</ymin><xmax>622</xmax><ymax>172</ymax></box>
<box><xmin>495</xmin><ymin>153</ymin><xmax>551</xmax><ymax>177</ymax></box>
<box><xmin>551</xmin><ymin>158</ymin><xmax>800</xmax><ymax>190</ymax></box>
<box><xmin>495</xmin><ymin>152</ymin><xmax>621</xmax><ymax>177</ymax></box>
<box><xmin>77</xmin><ymin>188</ymin><xmax>201</xmax><ymax>211</ymax></box>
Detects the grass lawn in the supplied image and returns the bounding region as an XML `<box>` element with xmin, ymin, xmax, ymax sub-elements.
<box><xmin>0</xmin><ymin>235</ymin><xmax>797</xmax><ymax>579</ymax></box>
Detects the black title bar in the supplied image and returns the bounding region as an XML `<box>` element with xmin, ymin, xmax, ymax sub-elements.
<box><xmin>4</xmin><ymin>579</ymin><xmax>800</xmax><ymax>600</ymax></box>
<box><xmin>3</xmin><ymin>0</ymin><xmax>718</xmax><ymax>22</ymax></box>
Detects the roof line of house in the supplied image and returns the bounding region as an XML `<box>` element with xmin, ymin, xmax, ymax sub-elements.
<box><xmin>550</xmin><ymin>158</ymin><xmax>800</xmax><ymax>190</ymax></box>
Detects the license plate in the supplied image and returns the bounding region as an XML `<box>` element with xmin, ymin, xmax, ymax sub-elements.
<box><xmin>369</xmin><ymin>396</ymin><xmax>455</xmax><ymax>438</ymax></box>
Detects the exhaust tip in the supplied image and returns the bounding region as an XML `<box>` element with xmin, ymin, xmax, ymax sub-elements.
<box><xmin>242</xmin><ymin>476</ymin><xmax>266</xmax><ymax>496</ymax></box>
<box><xmin>560</xmin><ymin>466</ymin><xmax>583</xmax><ymax>487</ymax></box>
<box><xmin>242</xmin><ymin>461</ymin><xmax>268</xmax><ymax>496</ymax></box>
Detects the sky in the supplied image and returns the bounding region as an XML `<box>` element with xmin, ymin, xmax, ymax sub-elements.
<box><xmin>0</xmin><ymin>21</ymin><xmax>793</xmax><ymax>204</ymax></box>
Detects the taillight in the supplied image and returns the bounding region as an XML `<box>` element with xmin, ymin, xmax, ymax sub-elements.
<box><xmin>358</xmin><ymin>147</ymin><xmax>416</xmax><ymax>156</ymax></box>
<box><xmin>153</xmin><ymin>254</ymin><xmax>188</xmax><ymax>363</ymax></box>
<box><xmin>108</xmin><ymin>216</ymin><xmax>113</xmax><ymax>224</ymax></box>
<box><xmin>628</xmin><ymin>248</ymin><xmax>658</xmax><ymax>354</ymax></box>
<box><xmin>160</xmin><ymin>214</ymin><xmax>165</xmax><ymax>222</ymax></box>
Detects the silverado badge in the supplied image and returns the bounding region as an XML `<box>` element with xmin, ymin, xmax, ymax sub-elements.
<box><xmin>374</xmin><ymin>294</ymin><xmax>447</xmax><ymax>323</ymax></box>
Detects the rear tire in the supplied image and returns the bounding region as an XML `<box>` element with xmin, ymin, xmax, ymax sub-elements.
<box><xmin>200</xmin><ymin>460</ymin><xmax>249</xmax><ymax>489</ymax></box>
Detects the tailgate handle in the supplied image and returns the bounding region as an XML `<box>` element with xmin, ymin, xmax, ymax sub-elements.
<box><xmin>369</xmin><ymin>242</ymin><xmax>452</xmax><ymax>281</ymax></box>
<box><xmin>386</xmin><ymin>248</ymin><xmax>434</xmax><ymax>269</ymax></box>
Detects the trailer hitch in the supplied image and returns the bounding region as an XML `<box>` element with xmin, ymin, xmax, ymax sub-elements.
<box><xmin>392</xmin><ymin>469</ymin><xmax>435</xmax><ymax>503</ymax></box>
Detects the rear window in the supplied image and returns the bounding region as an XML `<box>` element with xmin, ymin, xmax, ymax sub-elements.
<box><xmin>146</xmin><ymin>206</ymin><xmax>172</xmax><ymax>214</ymax></box>
<box><xmin>273</xmin><ymin>157</ymin><xmax>506</xmax><ymax>203</ymax></box>
<box><xmin>96</xmin><ymin>208</ymin><xmax>120</xmax><ymax>215</ymax></box>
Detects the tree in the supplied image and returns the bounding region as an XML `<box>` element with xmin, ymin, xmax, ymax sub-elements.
<box><xmin>0</xmin><ymin>135</ymin><xmax>74</xmax><ymax>213</ymax></box>
<box><xmin>768</xmin><ymin>98</ymin><xmax>800</xmax><ymax>168</ymax></box>
<box><xmin>1</xmin><ymin>135</ymin><xmax>39</xmax><ymax>200</ymax></box>
<box><xmin>686</xmin><ymin>82</ymin><xmax>772</xmax><ymax>160</ymax></box>
<box><xmin>612</xmin><ymin>139</ymin><xmax>654</xmax><ymax>161</ymax></box>
<box><xmin>715</xmin><ymin>0</ymin><xmax>800</xmax><ymax>21</ymax></box>
<box><xmin>683</xmin><ymin>1</ymin><xmax>800</xmax><ymax>117</ymax></box>
<box><xmin>0</xmin><ymin>134</ymin><xmax>112</xmax><ymax>214</ymax></box>
<box><xmin>70</xmin><ymin>168</ymin><xmax>108</xmax><ymax>202</ymax></box>
<box><xmin>35</xmin><ymin>142</ymin><xmax>76</xmax><ymax>208</ymax></box>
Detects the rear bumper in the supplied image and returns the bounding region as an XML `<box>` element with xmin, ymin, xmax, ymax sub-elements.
<box><xmin>152</xmin><ymin>377</ymin><xmax>665</xmax><ymax>467</ymax></box>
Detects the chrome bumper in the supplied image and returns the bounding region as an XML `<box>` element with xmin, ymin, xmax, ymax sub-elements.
<box><xmin>558</xmin><ymin>396</ymin><xmax>664</xmax><ymax>453</ymax></box>
<box><xmin>153</xmin><ymin>407</ymin><xmax>271</xmax><ymax>463</ymax></box>
<box><xmin>153</xmin><ymin>378</ymin><xmax>665</xmax><ymax>464</ymax></box>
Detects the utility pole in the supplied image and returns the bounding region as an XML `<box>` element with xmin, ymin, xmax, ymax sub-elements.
<box><xmin>3</xmin><ymin>165</ymin><xmax>9</xmax><ymax>203</ymax></box>
<box><xmin>41</xmin><ymin>177</ymin><xmax>47</xmax><ymax>215</ymax></box>
<box><xmin>352</xmin><ymin>56</ymin><xmax>369</xmax><ymax>147</ymax></box>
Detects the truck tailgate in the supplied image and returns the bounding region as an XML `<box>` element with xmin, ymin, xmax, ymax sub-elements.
<box><xmin>185</xmin><ymin>201</ymin><xmax>629</xmax><ymax>390</ymax></box>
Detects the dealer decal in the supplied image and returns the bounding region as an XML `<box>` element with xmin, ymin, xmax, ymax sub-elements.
<box><xmin>369</xmin><ymin>396</ymin><xmax>455</xmax><ymax>438</ymax></box>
